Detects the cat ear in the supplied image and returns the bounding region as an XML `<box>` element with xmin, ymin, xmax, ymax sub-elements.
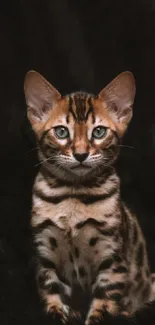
<box><xmin>98</xmin><ymin>71</ymin><xmax>136</xmax><ymax>136</ymax></box>
<box><xmin>24</xmin><ymin>70</ymin><xmax>61</xmax><ymax>125</ymax></box>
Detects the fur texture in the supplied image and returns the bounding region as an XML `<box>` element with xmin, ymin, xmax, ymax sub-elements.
<box><xmin>24</xmin><ymin>71</ymin><xmax>155</xmax><ymax>324</ymax></box>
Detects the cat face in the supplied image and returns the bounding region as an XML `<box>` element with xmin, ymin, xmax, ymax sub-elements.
<box><xmin>24</xmin><ymin>71</ymin><xmax>136</xmax><ymax>179</ymax></box>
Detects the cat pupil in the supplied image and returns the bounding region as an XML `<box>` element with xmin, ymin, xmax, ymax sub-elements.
<box><xmin>96</xmin><ymin>128</ymin><xmax>101</xmax><ymax>134</ymax></box>
<box><xmin>60</xmin><ymin>128</ymin><xmax>65</xmax><ymax>135</ymax></box>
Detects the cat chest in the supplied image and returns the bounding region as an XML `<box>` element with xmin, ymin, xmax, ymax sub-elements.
<box><xmin>32</xmin><ymin>194</ymin><xmax>119</xmax><ymax>250</ymax></box>
<box><xmin>33</xmin><ymin>195</ymin><xmax>118</xmax><ymax>230</ymax></box>
<box><xmin>33</xmin><ymin>196</ymin><xmax>120</xmax><ymax>288</ymax></box>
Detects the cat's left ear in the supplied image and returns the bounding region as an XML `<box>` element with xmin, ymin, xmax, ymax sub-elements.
<box><xmin>98</xmin><ymin>71</ymin><xmax>136</xmax><ymax>136</ymax></box>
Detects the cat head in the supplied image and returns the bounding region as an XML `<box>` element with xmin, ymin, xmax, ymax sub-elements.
<box><xmin>24</xmin><ymin>71</ymin><xmax>136</xmax><ymax>181</ymax></box>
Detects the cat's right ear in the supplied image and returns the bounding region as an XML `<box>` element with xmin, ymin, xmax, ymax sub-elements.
<box><xmin>24</xmin><ymin>71</ymin><xmax>61</xmax><ymax>126</ymax></box>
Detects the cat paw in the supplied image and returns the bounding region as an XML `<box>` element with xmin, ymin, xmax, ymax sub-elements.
<box><xmin>85</xmin><ymin>299</ymin><xmax>120</xmax><ymax>325</ymax></box>
<box><xmin>47</xmin><ymin>303</ymin><xmax>82</xmax><ymax>324</ymax></box>
<box><xmin>47</xmin><ymin>303</ymin><xmax>70</xmax><ymax>324</ymax></box>
<box><xmin>85</xmin><ymin>309</ymin><xmax>104</xmax><ymax>325</ymax></box>
<box><xmin>85</xmin><ymin>307</ymin><xmax>130</xmax><ymax>325</ymax></box>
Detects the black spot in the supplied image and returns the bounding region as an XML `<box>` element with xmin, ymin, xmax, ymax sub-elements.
<box><xmin>69</xmin><ymin>253</ymin><xmax>73</xmax><ymax>263</ymax></box>
<box><xmin>137</xmin><ymin>243</ymin><xmax>144</xmax><ymax>266</ymax></box>
<box><xmin>79</xmin><ymin>266</ymin><xmax>87</xmax><ymax>277</ymax></box>
<box><xmin>104</xmin><ymin>213</ymin><xmax>113</xmax><ymax>218</ymax></box>
<box><xmin>39</xmin><ymin>257</ymin><xmax>56</xmax><ymax>270</ymax></box>
<box><xmin>133</xmin><ymin>223</ymin><xmax>138</xmax><ymax>244</ymax></box>
<box><xmin>98</xmin><ymin>258</ymin><xmax>113</xmax><ymax>271</ymax></box>
<box><xmin>76</xmin><ymin>218</ymin><xmax>105</xmax><ymax>229</ymax></box>
<box><xmin>113</xmin><ymin>266</ymin><xmax>128</xmax><ymax>273</ymax></box>
<box><xmin>74</xmin><ymin>247</ymin><xmax>79</xmax><ymax>258</ymax></box>
<box><xmin>109</xmin><ymin>293</ymin><xmax>122</xmax><ymax>301</ymax></box>
<box><xmin>101</xmin><ymin>279</ymin><xmax>108</xmax><ymax>283</ymax></box>
<box><xmin>89</xmin><ymin>237</ymin><xmax>98</xmax><ymax>246</ymax></box>
<box><xmin>103</xmin><ymin>282</ymin><xmax>125</xmax><ymax>291</ymax></box>
<box><xmin>33</xmin><ymin>240</ymin><xmax>43</xmax><ymax>248</ymax></box>
<box><xmin>100</xmin><ymin>228</ymin><xmax>115</xmax><ymax>236</ymax></box>
<box><xmin>93</xmin><ymin>286</ymin><xmax>105</xmax><ymax>299</ymax></box>
<box><xmin>50</xmin><ymin>237</ymin><xmax>57</xmax><ymax>249</ymax></box>
<box><xmin>113</xmin><ymin>253</ymin><xmax>122</xmax><ymax>263</ymax></box>
<box><xmin>33</xmin><ymin>219</ymin><xmax>56</xmax><ymax>234</ymax></box>
<box><xmin>48</xmin><ymin>282</ymin><xmax>62</xmax><ymax>295</ymax></box>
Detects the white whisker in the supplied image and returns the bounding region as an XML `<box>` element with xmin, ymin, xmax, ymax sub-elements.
<box><xmin>119</xmin><ymin>145</ymin><xmax>135</xmax><ymax>149</ymax></box>
<box><xmin>34</xmin><ymin>156</ymin><xmax>56</xmax><ymax>167</ymax></box>
<box><xmin>25</xmin><ymin>146</ymin><xmax>39</xmax><ymax>154</ymax></box>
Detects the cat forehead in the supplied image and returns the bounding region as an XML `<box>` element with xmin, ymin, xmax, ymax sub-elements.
<box><xmin>42</xmin><ymin>91</ymin><xmax>115</xmax><ymax>131</ymax></box>
<box><xmin>53</xmin><ymin>92</ymin><xmax>111</xmax><ymax>125</ymax></box>
<box><xmin>64</xmin><ymin>92</ymin><xmax>95</xmax><ymax>122</ymax></box>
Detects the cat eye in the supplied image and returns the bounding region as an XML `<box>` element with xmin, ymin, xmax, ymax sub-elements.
<box><xmin>92</xmin><ymin>126</ymin><xmax>107</xmax><ymax>139</ymax></box>
<box><xmin>54</xmin><ymin>126</ymin><xmax>69</xmax><ymax>139</ymax></box>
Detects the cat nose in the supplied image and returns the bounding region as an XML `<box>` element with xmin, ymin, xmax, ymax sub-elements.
<box><xmin>74</xmin><ymin>153</ymin><xmax>89</xmax><ymax>162</ymax></box>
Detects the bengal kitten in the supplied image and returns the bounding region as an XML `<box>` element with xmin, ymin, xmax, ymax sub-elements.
<box><xmin>24</xmin><ymin>71</ymin><xmax>155</xmax><ymax>324</ymax></box>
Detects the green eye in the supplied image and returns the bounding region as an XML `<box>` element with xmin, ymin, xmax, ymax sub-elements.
<box><xmin>92</xmin><ymin>126</ymin><xmax>107</xmax><ymax>139</ymax></box>
<box><xmin>54</xmin><ymin>126</ymin><xmax>69</xmax><ymax>139</ymax></box>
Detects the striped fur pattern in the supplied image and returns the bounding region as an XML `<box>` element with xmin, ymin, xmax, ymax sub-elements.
<box><xmin>24</xmin><ymin>71</ymin><xmax>155</xmax><ymax>324</ymax></box>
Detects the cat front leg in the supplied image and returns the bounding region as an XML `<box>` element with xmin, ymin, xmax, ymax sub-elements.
<box><xmin>37</xmin><ymin>264</ymin><xmax>73</xmax><ymax>324</ymax></box>
<box><xmin>86</xmin><ymin>255</ymin><xmax>129</xmax><ymax>325</ymax></box>
<box><xmin>33</xmin><ymin>219</ymin><xmax>80</xmax><ymax>324</ymax></box>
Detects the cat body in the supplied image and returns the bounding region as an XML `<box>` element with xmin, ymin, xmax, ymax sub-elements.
<box><xmin>24</xmin><ymin>71</ymin><xmax>154</xmax><ymax>324</ymax></box>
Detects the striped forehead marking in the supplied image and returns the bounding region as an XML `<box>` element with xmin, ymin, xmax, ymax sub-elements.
<box><xmin>67</xmin><ymin>92</ymin><xmax>95</xmax><ymax>123</ymax></box>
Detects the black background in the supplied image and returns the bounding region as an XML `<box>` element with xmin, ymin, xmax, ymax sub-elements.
<box><xmin>0</xmin><ymin>1</ymin><xmax>155</xmax><ymax>324</ymax></box>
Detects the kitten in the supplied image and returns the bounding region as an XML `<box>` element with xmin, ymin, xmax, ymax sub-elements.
<box><xmin>24</xmin><ymin>71</ymin><xmax>155</xmax><ymax>324</ymax></box>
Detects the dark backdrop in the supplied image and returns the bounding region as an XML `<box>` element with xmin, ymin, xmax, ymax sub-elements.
<box><xmin>0</xmin><ymin>1</ymin><xmax>155</xmax><ymax>324</ymax></box>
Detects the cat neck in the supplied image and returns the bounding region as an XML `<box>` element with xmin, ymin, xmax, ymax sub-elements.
<box><xmin>40</xmin><ymin>161</ymin><xmax>119</xmax><ymax>189</ymax></box>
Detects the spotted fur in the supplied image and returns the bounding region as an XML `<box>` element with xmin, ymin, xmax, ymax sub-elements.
<box><xmin>24</xmin><ymin>71</ymin><xmax>155</xmax><ymax>324</ymax></box>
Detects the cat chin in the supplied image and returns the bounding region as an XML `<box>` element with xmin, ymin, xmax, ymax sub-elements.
<box><xmin>58</xmin><ymin>165</ymin><xmax>94</xmax><ymax>180</ymax></box>
<box><xmin>42</xmin><ymin>161</ymin><xmax>106</xmax><ymax>183</ymax></box>
<box><xmin>66</xmin><ymin>166</ymin><xmax>103</xmax><ymax>183</ymax></box>
<box><xmin>69</xmin><ymin>166</ymin><xmax>92</xmax><ymax>176</ymax></box>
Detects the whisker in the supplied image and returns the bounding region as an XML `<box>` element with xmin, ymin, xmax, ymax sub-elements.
<box><xmin>118</xmin><ymin>145</ymin><xmax>135</xmax><ymax>149</ymax></box>
<box><xmin>33</xmin><ymin>156</ymin><xmax>56</xmax><ymax>167</ymax></box>
<box><xmin>25</xmin><ymin>146</ymin><xmax>39</xmax><ymax>154</ymax></box>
